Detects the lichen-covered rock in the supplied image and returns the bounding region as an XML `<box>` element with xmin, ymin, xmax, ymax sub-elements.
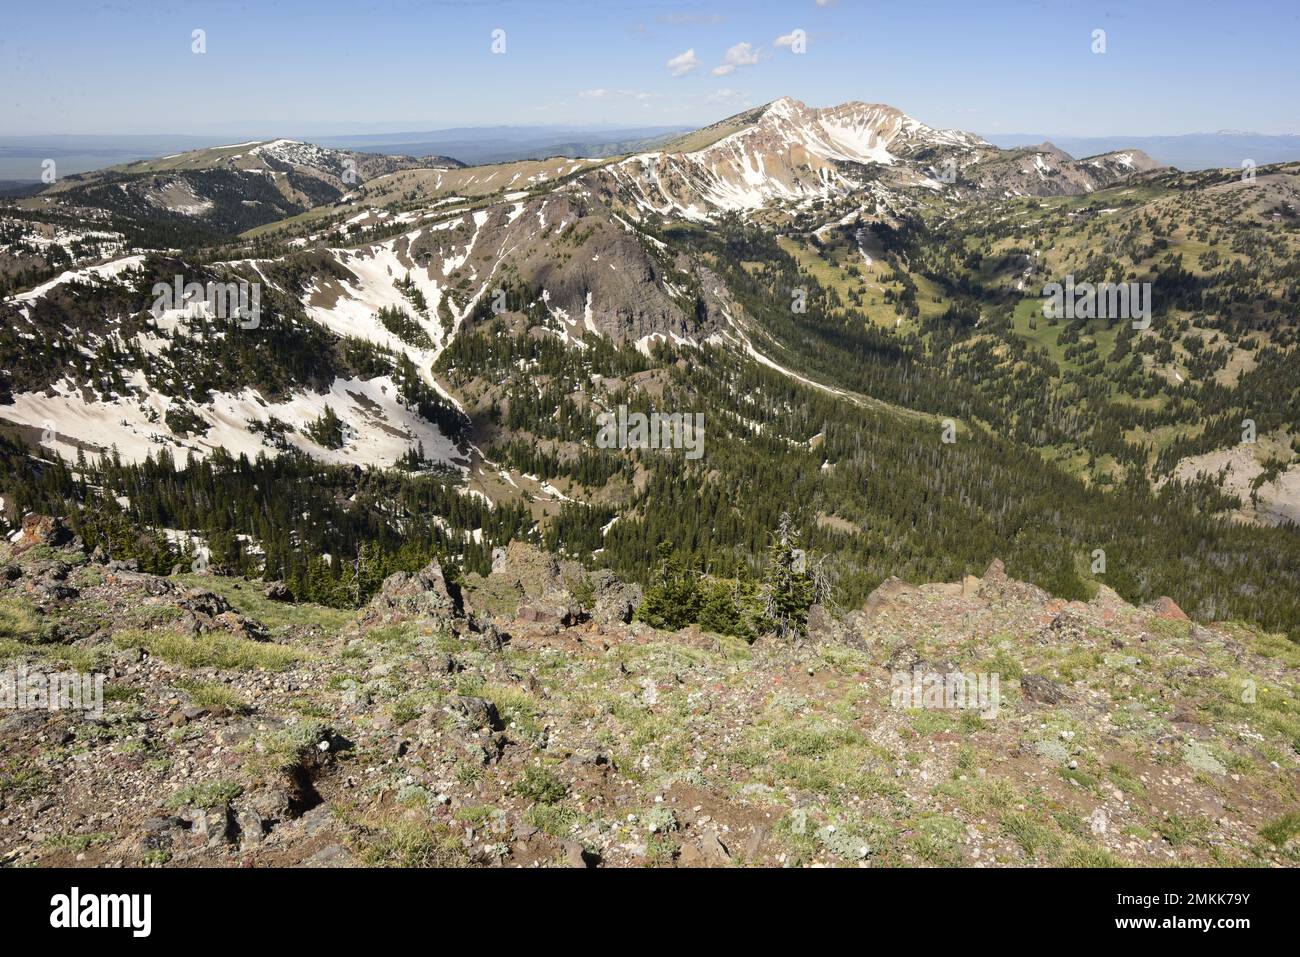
<box><xmin>1036</xmin><ymin>609</ymin><xmax>1091</xmax><ymax>645</ymax></box>
<box><xmin>263</xmin><ymin>581</ymin><xmax>293</xmax><ymax>602</ymax></box>
<box><xmin>1183</xmin><ymin>741</ymin><xmax>1227</xmax><ymax>775</ymax></box>
<box><xmin>862</xmin><ymin>577</ymin><xmax>919</xmax><ymax>617</ymax></box>
<box><xmin>361</xmin><ymin>558</ymin><xmax>460</xmax><ymax>624</ymax></box>
<box><xmin>1019</xmin><ymin>673</ymin><xmax>1070</xmax><ymax>705</ymax></box>
<box><xmin>589</xmin><ymin>569</ymin><xmax>642</xmax><ymax>625</ymax></box>
<box><xmin>1147</xmin><ymin>596</ymin><xmax>1190</xmax><ymax>621</ymax></box>
<box><xmin>489</xmin><ymin>541</ymin><xmax>563</xmax><ymax>599</ymax></box>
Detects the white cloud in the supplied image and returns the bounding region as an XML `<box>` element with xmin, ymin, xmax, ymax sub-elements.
<box><xmin>712</xmin><ymin>41</ymin><xmax>760</xmax><ymax>76</ymax></box>
<box><xmin>666</xmin><ymin>48</ymin><xmax>701</xmax><ymax>77</ymax></box>
<box><xmin>579</xmin><ymin>89</ymin><xmax>662</xmax><ymax>103</ymax></box>
<box><xmin>706</xmin><ymin>88</ymin><xmax>747</xmax><ymax>105</ymax></box>
<box><xmin>775</xmin><ymin>31</ymin><xmax>805</xmax><ymax>49</ymax></box>
<box><xmin>659</xmin><ymin>13</ymin><xmax>723</xmax><ymax>26</ymax></box>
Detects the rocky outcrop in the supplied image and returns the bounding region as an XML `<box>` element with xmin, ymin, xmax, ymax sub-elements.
<box><xmin>10</xmin><ymin>514</ymin><xmax>76</xmax><ymax>555</ymax></box>
<box><xmin>480</xmin><ymin>541</ymin><xmax>589</xmax><ymax>630</ymax></box>
<box><xmin>489</xmin><ymin>541</ymin><xmax>564</xmax><ymax>600</ymax></box>
<box><xmin>1146</xmin><ymin>596</ymin><xmax>1190</xmax><ymax>621</ymax></box>
<box><xmin>2</xmin><ymin>531</ymin><xmax>1295</xmax><ymax>872</ymax></box>
<box><xmin>264</xmin><ymin>581</ymin><xmax>293</xmax><ymax>602</ymax></box>
<box><xmin>589</xmin><ymin>569</ymin><xmax>642</xmax><ymax>625</ymax></box>
<box><xmin>361</xmin><ymin>558</ymin><xmax>461</xmax><ymax>625</ymax></box>
<box><xmin>862</xmin><ymin>577</ymin><xmax>920</xmax><ymax>617</ymax></box>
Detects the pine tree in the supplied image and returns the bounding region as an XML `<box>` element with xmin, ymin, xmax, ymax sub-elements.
<box><xmin>634</xmin><ymin>542</ymin><xmax>701</xmax><ymax>629</ymax></box>
<box><xmin>759</xmin><ymin>513</ymin><xmax>816</xmax><ymax>640</ymax></box>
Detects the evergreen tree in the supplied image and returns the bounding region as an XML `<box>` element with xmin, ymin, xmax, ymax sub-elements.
<box><xmin>759</xmin><ymin>513</ymin><xmax>816</xmax><ymax>640</ymax></box>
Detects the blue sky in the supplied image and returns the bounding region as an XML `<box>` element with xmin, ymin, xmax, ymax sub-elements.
<box><xmin>2</xmin><ymin>0</ymin><xmax>1297</xmax><ymax>137</ymax></box>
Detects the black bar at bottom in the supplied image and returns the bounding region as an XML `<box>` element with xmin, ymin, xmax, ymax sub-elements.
<box><xmin>0</xmin><ymin>866</ymin><xmax>1280</xmax><ymax>943</ymax></box>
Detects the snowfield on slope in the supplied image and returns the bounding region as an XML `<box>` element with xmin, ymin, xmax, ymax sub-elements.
<box><xmin>2</xmin><ymin>376</ymin><xmax>463</xmax><ymax>471</ymax></box>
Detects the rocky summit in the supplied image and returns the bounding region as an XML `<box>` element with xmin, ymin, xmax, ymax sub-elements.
<box><xmin>1</xmin><ymin>525</ymin><xmax>1296</xmax><ymax>869</ymax></box>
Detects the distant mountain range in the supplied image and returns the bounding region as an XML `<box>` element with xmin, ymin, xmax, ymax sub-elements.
<box><xmin>311</xmin><ymin>125</ymin><xmax>691</xmax><ymax>165</ymax></box>
<box><xmin>6</xmin><ymin>126</ymin><xmax>1293</xmax><ymax>187</ymax></box>
<box><xmin>0</xmin><ymin>125</ymin><xmax>692</xmax><ymax>184</ymax></box>
<box><xmin>988</xmin><ymin>131</ymin><xmax>1300</xmax><ymax>171</ymax></box>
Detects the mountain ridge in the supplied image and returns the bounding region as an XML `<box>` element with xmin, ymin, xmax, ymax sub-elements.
<box><xmin>2</xmin><ymin>96</ymin><xmax>1299</xmax><ymax>641</ymax></box>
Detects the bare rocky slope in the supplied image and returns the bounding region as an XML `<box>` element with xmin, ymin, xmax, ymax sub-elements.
<box><xmin>2</xmin><ymin>518</ymin><xmax>1296</xmax><ymax>868</ymax></box>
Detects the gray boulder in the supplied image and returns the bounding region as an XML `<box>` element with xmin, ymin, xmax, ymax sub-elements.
<box><xmin>362</xmin><ymin>558</ymin><xmax>460</xmax><ymax>624</ymax></box>
<box><xmin>589</xmin><ymin>569</ymin><xmax>642</xmax><ymax>625</ymax></box>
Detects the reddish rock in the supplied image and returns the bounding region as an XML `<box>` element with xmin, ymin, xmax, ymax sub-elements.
<box><xmin>12</xmin><ymin>514</ymin><xmax>74</xmax><ymax>554</ymax></box>
<box><xmin>1149</xmin><ymin>596</ymin><xmax>1189</xmax><ymax>621</ymax></box>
